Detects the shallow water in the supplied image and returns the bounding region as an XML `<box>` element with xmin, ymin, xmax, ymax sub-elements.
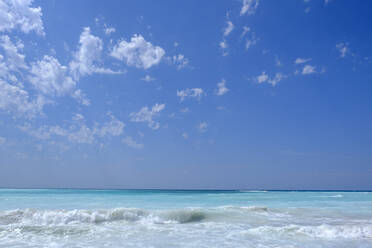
<box><xmin>0</xmin><ymin>189</ymin><xmax>371</xmax><ymax>247</ymax></box>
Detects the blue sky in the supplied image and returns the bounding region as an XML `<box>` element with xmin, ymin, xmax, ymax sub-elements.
<box><xmin>0</xmin><ymin>0</ymin><xmax>371</xmax><ymax>190</ymax></box>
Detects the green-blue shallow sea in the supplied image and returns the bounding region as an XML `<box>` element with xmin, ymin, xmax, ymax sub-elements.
<box><xmin>0</xmin><ymin>189</ymin><xmax>371</xmax><ymax>247</ymax></box>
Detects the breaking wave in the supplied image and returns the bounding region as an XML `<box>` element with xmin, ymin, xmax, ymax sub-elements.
<box><xmin>0</xmin><ymin>205</ymin><xmax>278</xmax><ymax>226</ymax></box>
<box><xmin>0</xmin><ymin>208</ymin><xmax>210</xmax><ymax>225</ymax></box>
<box><xmin>245</xmin><ymin>223</ymin><xmax>372</xmax><ymax>239</ymax></box>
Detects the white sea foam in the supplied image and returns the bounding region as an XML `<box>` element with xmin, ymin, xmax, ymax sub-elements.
<box><xmin>0</xmin><ymin>206</ymin><xmax>285</xmax><ymax>227</ymax></box>
<box><xmin>245</xmin><ymin>224</ymin><xmax>372</xmax><ymax>239</ymax></box>
<box><xmin>314</xmin><ymin>194</ymin><xmax>344</xmax><ymax>198</ymax></box>
<box><xmin>1</xmin><ymin>190</ymin><xmax>372</xmax><ymax>248</ymax></box>
<box><xmin>0</xmin><ymin>208</ymin><xmax>212</xmax><ymax>226</ymax></box>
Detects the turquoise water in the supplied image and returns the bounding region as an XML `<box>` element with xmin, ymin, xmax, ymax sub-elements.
<box><xmin>0</xmin><ymin>189</ymin><xmax>371</xmax><ymax>247</ymax></box>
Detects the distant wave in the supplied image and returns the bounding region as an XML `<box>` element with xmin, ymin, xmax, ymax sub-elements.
<box><xmin>239</xmin><ymin>190</ymin><xmax>268</xmax><ymax>193</ymax></box>
<box><xmin>314</xmin><ymin>194</ymin><xmax>344</xmax><ymax>198</ymax></box>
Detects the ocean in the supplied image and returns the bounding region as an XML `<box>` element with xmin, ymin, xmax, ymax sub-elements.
<box><xmin>0</xmin><ymin>189</ymin><xmax>371</xmax><ymax>247</ymax></box>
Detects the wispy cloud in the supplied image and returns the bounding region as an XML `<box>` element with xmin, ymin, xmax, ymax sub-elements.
<box><xmin>336</xmin><ymin>42</ymin><xmax>349</xmax><ymax>58</ymax></box>
<box><xmin>177</xmin><ymin>88</ymin><xmax>204</xmax><ymax>102</ymax></box>
<box><xmin>240</xmin><ymin>0</ymin><xmax>259</xmax><ymax>16</ymax></box>
<box><xmin>294</xmin><ymin>58</ymin><xmax>312</xmax><ymax>64</ymax></box>
<box><xmin>256</xmin><ymin>72</ymin><xmax>285</xmax><ymax>86</ymax></box>
<box><xmin>130</xmin><ymin>103</ymin><xmax>165</xmax><ymax>130</ymax></box>
<box><xmin>197</xmin><ymin>122</ymin><xmax>208</xmax><ymax>133</ymax></box>
<box><xmin>122</xmin><ymin>136</ymin><xmax>144</xmax><ymax>149</ymax></box>
<box><xmin>302</xmin><ymin>65</ymin><xmax>316</xmax><ymax>74</ymax></box>
<box><xmin>223</xmin><ymin>21</ymin><xmax>234</xmax><ymax>37</ymax></box>
<box><xmin>215</xmin><ymin>79</ymin><xmax>229</xmax><ymax>96</ymax></box>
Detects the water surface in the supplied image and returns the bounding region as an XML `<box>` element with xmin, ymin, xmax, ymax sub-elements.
<box><xmin>0</xmin><ymin>189</ymin><xmax>371</xmax><ymax>247</ymax></box>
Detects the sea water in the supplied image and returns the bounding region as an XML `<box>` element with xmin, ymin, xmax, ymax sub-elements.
<box><xmin>0</xmin><ymin>189</ymin><xmax>371</xmax><ymax>248</ymax></box>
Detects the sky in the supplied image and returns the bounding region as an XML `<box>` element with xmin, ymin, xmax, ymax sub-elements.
<box><xmin>0</xmin><ymin>0</ymin><xmax>371</xmax><ymax>190</ymax></box>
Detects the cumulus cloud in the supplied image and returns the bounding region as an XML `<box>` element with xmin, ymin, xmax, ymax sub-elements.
<box><xmin>0</xmin><ymin>136</ymin><xmax>6</xmax><ymax>145</ymax></box>
<box><xmin>122</xmin><ymin>136</ymin><xmax>144</xmax><ymax>149</ymax></box>
<box><xmin>294</xmin><ymin>57</ymin><xmax>312</xmax><ymax>64</ymax></box>
<box><xmin>240</xmin><ymin>0</ymin><xmax>259</xmax><ymax>16</ymax></box>
<box><xmin>130</xmin><ymin>103</ymin><xmax>165</xmax><ymax>130</ymax></box>
<box><xmin>0</xmin><ymin>0</ymin><xmax>44</xmax><ymax>35</ymax></box>
<box><xmin>197</xmin><ymin>122</ymin><xmax>208</xmax><ymax>133</ymax></box>
<box><xmin>0</xmin><ymin>35</ymin><xmax>27</xmax><ymax>71</ymax></box>
<box><xmin>177</xmin><ymin>88</ymin><xmax>204</xmax><ymax>102</ymax></box>
<box><xmin>70</xmin><ymin>27</ymin><xmax>121</xmax><ymax>79</ymax></box>
<box><xmin>111</xmin><ymin>34</ymin><xmax>165</xmax><ymax>69</ymax></box>
<box><xmin>0</xmin><ymin>79</ymin><xmax>45</xmax><ymax>118</ymax></box>
<box><xmin>302</xmin><ymin>65</ymin><xmax>316</xmax><ymax>74</ymax></box>
<box><xmin>257</xmin><ymin>72</ymin><xmax>285</xmax><ymax>86</ymax></box>
<box><xmin>29</xmin><ymin>55</ymin><xmax>76</xmax><ymax>97</ymax></box>
<box><xmin>216</xmin><ymin>79</ymin><xmax>229</xmax><ymax>96</ymax></box>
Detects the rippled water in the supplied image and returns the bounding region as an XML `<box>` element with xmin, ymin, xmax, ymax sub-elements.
<box><xmin>0</xmin><ymin>189</ymin><xmax>371</xmax><ymax>247</ymax></box>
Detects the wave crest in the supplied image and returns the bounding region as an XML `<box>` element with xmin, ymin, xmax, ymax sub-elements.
<box><xmin>0</xmin><ymin>208</ymin><xmax>210</xmax><ymax>226</ymax></box>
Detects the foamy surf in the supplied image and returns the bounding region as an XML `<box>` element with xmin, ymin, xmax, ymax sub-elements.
<box><xmin>0</xmin><ymin>189</ymin><xmax>371</xmax><ymax>248</ymax></box>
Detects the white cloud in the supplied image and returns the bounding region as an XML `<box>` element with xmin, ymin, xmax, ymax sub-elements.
<box><xmin>19</xmin><ymin>113</ymin><xmax>125</xmax><ymax>144</ymax></box>
<box><xmin>0</xmin><ymin>0</ymin><xmax>44</xmax><ymax>35</ymax></box>
<box><xmin>130</xmin><ymin>103</ymin><xmax>165</xmax><ymax>130</ymax></box>
<box><xmin>182</xmin><ymin>132</ymin><xmax>188</xmax><ymax>139</ymax></box>
<box><xmin>257</xmin><ymin>72</ymin><xmax>285</xmax><ymax>86</ymax></box>
<box><xmin>336</xmin><ymin>42</ymin><xmax>348</xmax><ymax>58</ymax></box>
<box><xmin>216</xmin><ymin>79</ymin><xmax>229</xmax><ymax>96</ymax></box>
<box><xmin>104</xmin><ymin>26</ymin><xmax>116</xmax><ymax>35</ymax></box>
<box><xmin>257</xmin><ymin>71</ymin><xmax>269</xmax><ymax>83</ymax></box>
<box><xmin>70</xmin><ymin>27</ymin><xmax>121</xmax><ymax>79</ymax></box>
<box><xmin>177</xmin><ymin>88</ymin><xmax>204</xmax><ymax>102</ymax></box>
<box><xmin>141</xmin><ymin>75</ymin><xmax>155</xmax><ymax>82</ymax></box>
<box><xmin>29</xmin><ymin>55</ymin><xmax>76</xmax><ymax>97</ymax></box>
<box><xmin>245</xmin><ymin>35</ymin><xmax>258</xmax><ymax>50</ymax></box>
<box><xmin>241</xmin><ymin>26</ymin><xmax>250</xmax><ymax>37</ymax></box>
<box><xmin>302</xmin><ymin>65</ymin><xmax>316</xmax><ymax>74</ymax></box>
<box><xmin>219</xmin><ymin>39</ymin><xmax>228</xmax><ymax>56</ymax></box>
<box><xmin>0</xmin><ymin>35</ymin><xmax>27</xmax><ymax>71</ymax></box>
<box><xmin>275</xmin><ymin>55</ymin><xmax>282</xmax><ymax>67</ymax></box>
<box><xmin>111</xmin><ymin>34</ymin><xmax>165</xmax><ymax>69</ymax></box>
<box><xmin>269</xmin><ymin>73</ymin><xmax>284</xmax><ymax>85</ymax></box>
<box><xmin>0</xmin><ymin>79</ymin><xmax>44</xmax><ymax>118</ymax></box>
<box><xmin>94</xmin><ymin>113</ymin><xmax>125</xmax><ymax>137</ymax></box>
<box><xmin>197</xmin><ymin>122</ymin><xmax>208</xmax><ymax>133</ymax></box>
<box><xmin>180</xmin><ymin>107</ymin><xmax>190</xmax><ymax>113</ymax></box>
<box><xmin>223</xmin><ymin>21</ymin><xmax>234</xmax><ymax>37</ymax></box>
<box><xmin>122</xmin><ymin>136</ymin><xmax>144</xmax><ymax>149</ymax></box>
<box><xmin>172</xmin><ymin>54</ymin><xmax>189</xmax><ymax>70</ymax></box>
<box><xmin>0</xmin><ymin>136</ymin><xmax>5</xmax><ymax>145</ymax></box>
<box><xmin>294</xmin><ymin>57</ymin><xmax>311</xmax><ymax>64</ymax></box>
<box><xmin>240</xmin><ymin>0</ymin><xmax>259</xmax><ymax>16</ymax></box>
